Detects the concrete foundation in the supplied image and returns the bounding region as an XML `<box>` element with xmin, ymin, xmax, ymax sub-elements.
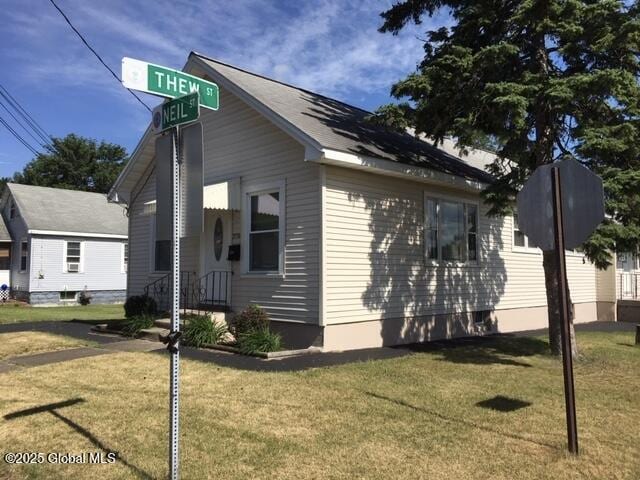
<box><xmin>322</xmin><ymin>301</ymin><xmax>605</xmax><ymax>351</ymax></box>
<box><xmin>26</xmin><ymin>290</ymin><xmax>126</xmax><ymax>306</ymax></box>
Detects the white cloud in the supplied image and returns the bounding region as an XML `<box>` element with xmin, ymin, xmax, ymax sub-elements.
<box><xmin>6</xmin><ymin>0</ymin><xmax>441</xmax><ymax>106</ymax></box>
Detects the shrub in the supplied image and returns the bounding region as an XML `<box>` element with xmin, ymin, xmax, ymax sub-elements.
<box><xmin>121</xmin><ymin>315</ymin><xmax>154</xmax><ymax>337</ymax></box>
<box><xmin>183</xmin><ymin>314</ymin><xmax>228</xmax><ymax>347</ymax></box>
<box><xmin>78</xmin><ymin>289</ymin><xmax>92</xmax><ymax>305</ymax></box>
<box><xmin>230</xmin><ymin>304</ymin><xmax>269</xmax><ymax>339</ymax></box>
<box><xmin>124</xmin><ymin>295</ymin><xmax>157</xmax><ymax>318</ymax></box>
<box><xmin>237</xmin><ymin>328</ymin><xmax>282</xmax><ymax>354</ymax></box>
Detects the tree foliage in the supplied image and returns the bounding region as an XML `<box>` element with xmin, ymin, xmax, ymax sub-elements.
<box><xmin>375</xmin><ymin>0</ymin><xmax>640</xmax><ymax>268</ymax></box>
<box><xmin>12</xmin><ymin>134</ymin><xmax>128</xmax><ymax>194</ymax></box>
<box><xmin>376</xmin><ymin>0</ymin><xmax>640</xmax><ymax>355</ymax></box>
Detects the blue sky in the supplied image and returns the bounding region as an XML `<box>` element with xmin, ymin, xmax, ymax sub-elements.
<box><xmin>0</xmin><ymin>0</ymin><xmax>448</xmax><ymax>178</ymax></box>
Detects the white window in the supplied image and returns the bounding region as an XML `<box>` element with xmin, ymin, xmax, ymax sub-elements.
<box><xmin>512</xmin><ymin>213</ymin><xmax>530</xmax><ymax>248</ymax></box>
<box><xmin>122</xmin><ymin>242</ymin><xmax>129</xmax><ymax>273</ymax></box>
<box><xmin>9</xmin><ymin>200</ymin><xmax>16</xmax><ymax>219</ymax></box>
<box><xmin>20</xmin><ymin>240</ymin><xmax>28</xmax><ymax>272</ymax></box>
<box><xmin>243</xmin><ymin>183</ymin><xmax>285</xmax><ymax>274</ymax></box>
<box><xmin>149</xmin><ymin>215</ymin><xmax>170</xmax><ymax>272</ymax></box>
<box><xmin>155</xmin><ymin>240</ymin><xmax>170</xmax><ymax>272</ymax></box>
<box><xmin>60</xmin><ymin>290</ymin><xmax>77</xmax><ymax>302</ymax></box>
<box><xmin>65</xmin><ymin>241</ymin><xmax>82</xmax><ymax>273</ymax></box>
<box><xmin>425</xmin><ymin>196</ymin><xmax>478</xmax><ymax>263</ymax></box>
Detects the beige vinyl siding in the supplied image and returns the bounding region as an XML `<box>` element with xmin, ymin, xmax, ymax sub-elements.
<box><xmin>324</xmin><ymin>165</ymin><xmax>600</xmax><ymax>325</ymax></box>
<box><xmin>127</xmin><ymin>85</ymin><xmax>320</xmax><ymax>323</ymax></box>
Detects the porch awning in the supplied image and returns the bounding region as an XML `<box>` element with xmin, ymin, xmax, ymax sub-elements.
<box><xmin>140</xmin><ymin>178</ymin><xmax>241</xmax><ymax>215</ymax></box>
<box><xmin>203</xmin><ymin>179</ymin><xmax>241</xmax><ymax>211</ymax></box>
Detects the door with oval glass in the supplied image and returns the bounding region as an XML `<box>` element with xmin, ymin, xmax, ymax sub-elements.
<box><xmin>201</xmin><ymin>210</ymin><xmax>232</xmax><ymax>305</ymax></box>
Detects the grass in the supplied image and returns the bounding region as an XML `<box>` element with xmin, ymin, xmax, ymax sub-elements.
<box><xmin>0</xmin><ymin>332</ymin><xmax>95</xmax><ymax>360</ymax></box>
<box><xmin>0</xmin><ymin>331</ymin><xmax>638</xmax><ymax>479</ymax></box>
<box><xmin>0</xmin><ymin>304</ymin><xmax>125</xmax><ymax>324</ymax></box>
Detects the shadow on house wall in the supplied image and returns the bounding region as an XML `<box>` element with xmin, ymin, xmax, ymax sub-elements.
<box><xmin>300</xmin><ymin>92</ymin><xmax>507</xmax><ymax>346</ymax></box>
<box><xmin>352</xmin><ymin>188</ymin><xmax>507</xmax><ymax>346</ymax></box>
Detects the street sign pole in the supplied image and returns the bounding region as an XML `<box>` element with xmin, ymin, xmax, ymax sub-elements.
<box><xmin>551</xmin><ymin>166</ymin><xmax>579</xmax><ymax>455</ymax></box>
<box><xmin>169</xmin><ymin>125</ymin><xmax>181</xmax><ymax>480</ymax></box>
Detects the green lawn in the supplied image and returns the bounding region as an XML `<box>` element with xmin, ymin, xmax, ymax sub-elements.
<box><xmin>0</xmin><ymin>331</ymin><xmax>638</xmax><ymax>479</ymax></box>
<box><xmin>0</xmin><ymin>304</ymin><xmax>125</xmax><ymax>324</ymax></box>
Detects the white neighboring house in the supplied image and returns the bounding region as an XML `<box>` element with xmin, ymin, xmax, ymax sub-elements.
<box><xmin>0</xmin><ymin>183</ymin><xmax>128</xmax><ymax>305</ymax></box>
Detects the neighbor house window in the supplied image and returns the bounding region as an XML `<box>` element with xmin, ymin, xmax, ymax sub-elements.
<box><xmin>60</xmin><ymin>290</ymin><xmax>77</xmax><ymax>302</ymax></box>
<box><xmin>9</xmin><ymin>200</ymin><xmax>16</xmax><ymax>219</ymax></box>
<box><xmin>245</xmin><ymin>186</ymin><xmax>284</xmax><ymax>273</ymax></box>
<box><xmin>155</xmin><ymin>240</ymin><xmax>171</xmax><ymax>272</ymax></box>
<box><xmin>65</xmin><ymin>241</ymin><xmax>82</xmax><ymax>273</ymax></box>
<box><xmin>123</xmin><ymin>242</ymin><xmax>129</xmax><ymax>273</ymax></box>
<box><xmin>0</xmin><ymin>244</ymin><xmax>10</xmax><ymax>270</ymax></box>
<box><xmin>425</xmin><ymin>196</ymin><xmax>478</xmax><ymax>263</ymax></box>
<box><xmin>20</xmin><ymin>241</ymin><xmax>28</xmax><ymax>271</ymax></box>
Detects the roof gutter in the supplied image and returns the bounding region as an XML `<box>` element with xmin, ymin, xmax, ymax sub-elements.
<box><xmin>28</xmin><ymin>229</ymin><xmax>127</xmax><ymax>239</ymax></box>
<box><xmin>310</xmin><ymin>148</ymin><xmax>487</xmax><ymax>192</ymax></box>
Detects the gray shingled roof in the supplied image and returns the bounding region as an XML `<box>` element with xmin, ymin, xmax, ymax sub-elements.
<box><xmin>195</xmin><ymin>52</ymin><xmax>493</xmax><ymax>183</ymax></box>
<box><xmin>8</xmin><ymin>183</ymin><xmax>127</xmax><ymax>236</ymax></box>
<box><xmin>0</xmin><ymin>216</ymin><xmax>10</xmax><ymax>241</ymax></box>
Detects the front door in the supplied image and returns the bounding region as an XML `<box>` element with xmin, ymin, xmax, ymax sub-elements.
<box><xmin>201</xmin><ymin>210</ymin><xmax>232</xmax><ymax>305</ymax></box>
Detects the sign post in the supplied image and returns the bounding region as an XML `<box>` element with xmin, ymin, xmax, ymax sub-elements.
<box><xmin>123</xmin><ymin>57</ymin><xmax>218</xmax><ymax>480</ymax></box>
<box><xmin>550</xmin><ymin>166</ymin><xmax>579</xmax><ymax>455</ymax></box>
<box><xmin>169</xmin><ymin>126</ymin><xmax>181</xmax><ymax>479</ymax></box>
<box><xmin>516</xmin><ymin>158</ymin><xmax>605</xmax><ymax>455</ymax></box>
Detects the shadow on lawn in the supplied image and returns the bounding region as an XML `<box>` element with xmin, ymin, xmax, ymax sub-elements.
<box><xmin>4</xmin><ymin>398</ymin><xmax>155</xmax><ymax>479</ymax></box>
<box><xmin>364</xmin><ymin>391</ymin><xmax>555</xmax><ymax>450</ymax></box>
<box><xmin>397</xmin><ymin>335</ymin><xmax>550</xmax><ymax>368</ymax></box>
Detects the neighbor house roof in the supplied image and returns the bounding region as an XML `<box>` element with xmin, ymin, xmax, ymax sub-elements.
<box><xmin>0</xmin><ymin>216</ymin><xmax>10</xmax><ymax>242</ymax></box>
<box><xmin>7</xmin><ymin>183</ymin><xmax>127</xmax><ymax>237</ymax></box>
<box><xmin>193</xmin><ymin>52</ymin><xmax>493</xmax><ymax>183</ymax></box>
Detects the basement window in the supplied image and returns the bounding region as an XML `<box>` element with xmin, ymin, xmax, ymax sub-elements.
<box><xmin>60</xmin><ymin>291</ymin><xmax>78</xmax><ymax>302</ymax></box>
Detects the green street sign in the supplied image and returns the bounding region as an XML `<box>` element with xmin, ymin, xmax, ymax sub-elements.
<box><xmin>122</xmin><ymin>57</ymin><xmax>219</xmax><ymax>110</ymax></box>
<box><xmin>152</xmin><ymin>93</ymin><xmax>200</xmax><ymax>133</ymax></box>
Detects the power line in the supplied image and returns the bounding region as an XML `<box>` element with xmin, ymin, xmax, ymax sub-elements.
<box><xmin>0</xmin><ymin>98</ymin><xmax>49</xmax><ymax>150</ymax></box>
<box><xmin>0</xmin><ymin>83</ymin><xmax>51</xmax><ymax>144</ymax></box>
<box><xmin>0</xmin><ymin>114</ymin><xmax>41</xmax><ymax>156</ymax></box>
<box><xmin>48</xmin><ymin>0</ymin><xmax>152</xmax><ymax>112</ymax></box>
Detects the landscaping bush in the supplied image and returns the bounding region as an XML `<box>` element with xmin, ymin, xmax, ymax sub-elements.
<box><xmin>121</xmin><ymin>315</ymin><xmax>154</xmax><ymax>337</ymax></box>
<box><xmin>183</xmin><ymin>314</ymin><xmax>228</xmax><ymax>347</ymax></box>
<box><xmin>124</xmin><ymin>295</ymin><xmax>157</xmax><ymax>318</ymax></box>
<box><xmin>236</xmin><ymin>328</ymin><xmax>282</xmax><ymax>354</ymax></box>
<box><xmin>230</xmin><ymin>304</ymin><xmax>269</xmax><ymax>339</ymax></box>
<box><xmin>78</xmin><ymin>289</ymin><xmax>92</xmax><ymax>305</ymax></box>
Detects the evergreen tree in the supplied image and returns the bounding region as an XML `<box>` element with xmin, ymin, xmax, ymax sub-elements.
<box><xmin>374</xmin><ymin>0</ymin><xmax>640</xmax><ymax>355</ymax></box>
<box><xmin>13</xmin><ymin>134</ymin><xmax>128</xmax><ymax>193</ymax></box>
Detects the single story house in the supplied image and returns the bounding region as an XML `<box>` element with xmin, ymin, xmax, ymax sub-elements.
<box><xmin>109</xmin><ymin>52</ymin><xmax>617</xmax><ymax>350</ymax></box>
<box><xmin>1</xmin><ymin>183</ymin><xmax>128</xmax><ymax>305</ymax></box>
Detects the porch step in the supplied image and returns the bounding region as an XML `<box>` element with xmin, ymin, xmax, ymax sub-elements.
<box><xmin>153</xmin><ymin>319</ymin><xmax>190</xmax><ymax>329</ymax></box>
<box><xmin>138</xmin><ymin>326</ymin><xmax>169</xmax><ymax>342</ymax></box>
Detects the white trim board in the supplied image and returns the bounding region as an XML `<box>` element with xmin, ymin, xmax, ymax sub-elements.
<box><xmin>28</xmin><ymin>230</ymin><xmax>127</xmax><ymax>239</ymax></box>
<box><xmin>313</xmin><ymin>148</ymin><xmax>487</xmax><ymax>193</ymax></box>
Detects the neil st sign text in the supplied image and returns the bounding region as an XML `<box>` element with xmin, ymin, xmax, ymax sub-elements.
<box><xmin>152</xmin><ymin>93</ymin><xmax>200</xmax><ymax>133</ymax></box>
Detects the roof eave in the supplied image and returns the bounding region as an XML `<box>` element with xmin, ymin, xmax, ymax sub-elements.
<box><xmin>312</xmin><ymin>148</ymin><xmax>488</xmax><ymax>192</ymax></box>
